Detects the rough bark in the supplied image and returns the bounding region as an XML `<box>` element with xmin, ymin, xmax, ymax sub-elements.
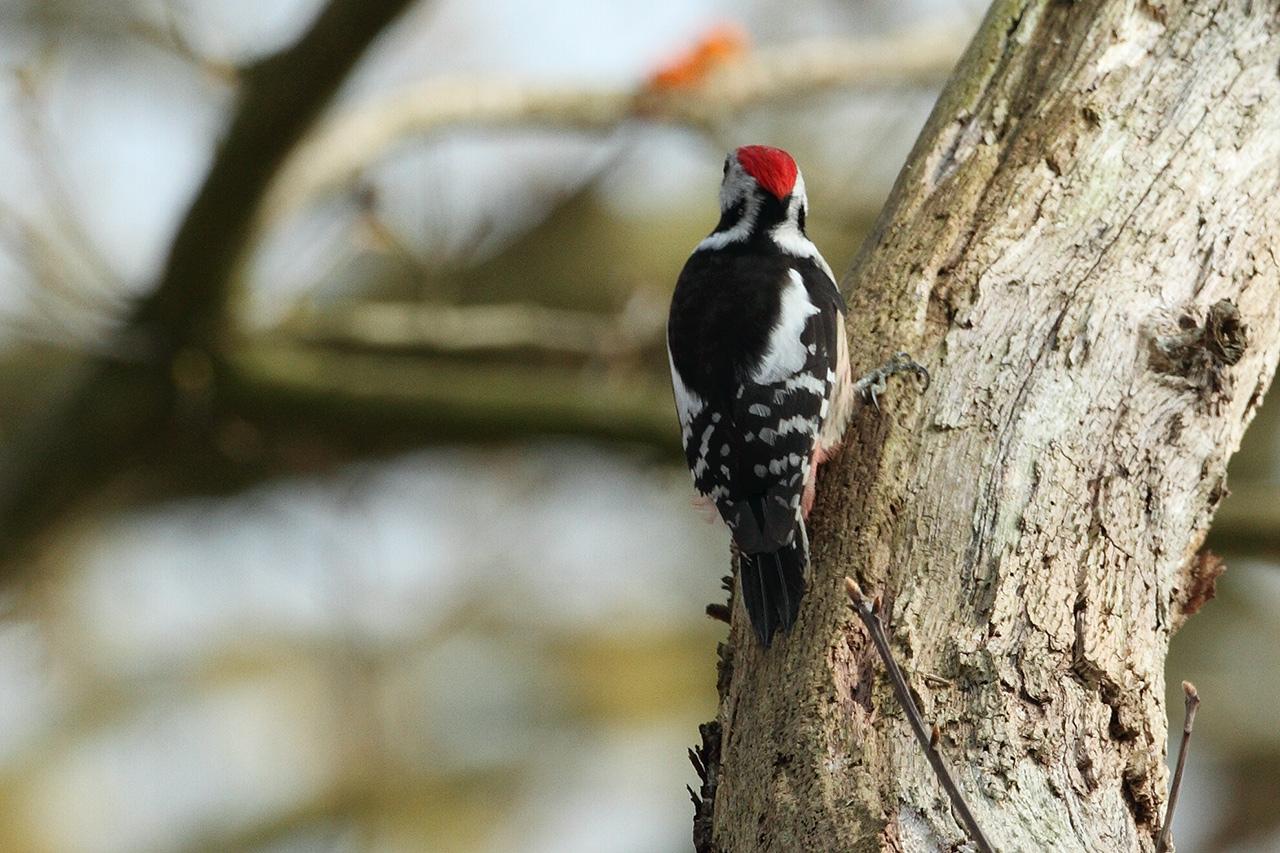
<box><xmin>706</xmin><ymin>1</ymin><xmax>1280</xmax><ymax>851</ymax></box>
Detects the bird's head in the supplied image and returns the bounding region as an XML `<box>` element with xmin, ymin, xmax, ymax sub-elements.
<box><xmin>712</xmin><ymin>145</ymin><xmax>809</xmax><ymax>245</ymax></box>
<box><xmin>726</xmin><ymin>145</ymin><xmax>798</xmax><ymax>201</ymax></box>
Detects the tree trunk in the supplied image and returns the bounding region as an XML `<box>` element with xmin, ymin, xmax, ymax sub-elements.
<box><xmin>701</xmin><ymin>1</ymin><xmax>1280</xmax><ymax>850</ymax></box>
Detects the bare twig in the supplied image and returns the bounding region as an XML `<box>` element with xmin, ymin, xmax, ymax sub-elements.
<box><xmin>128</xmin><ymin>0</ymin><xmax>240</xmax><ymax>84</ymax></box>
<box><xmin>844</xmin><ymin>577</ymin><xmax>994</xmax><ymax>853</ymax></box>
<box><xmin>1156</xmin><ymin>681</ymin><xmax>1201</xmax><ymax>853</ymax></box>
<box><xmin>259</xmin><ymin>27</ymin><xmax>964</xmax><ymax>229</ymax></box>
<box><xmin>0</xmin><ymin>201</ymin><xmax>123</xmax><ymax>346</ymax></box>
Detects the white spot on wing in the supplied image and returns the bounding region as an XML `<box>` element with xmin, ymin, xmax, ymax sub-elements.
<box><xmin>783</xmin><ymin>373</ymin><xmax>827</xmax><ymax>396</ymax></box>
<box><xmin>777</xmin><ymin>414</ymin><xmax>817</xmax><ymax>436</ymax></box>
<box><xmin>691</xmin><ymin>423</ymin><xmax>715</xmax><ymax>478</ymax></box>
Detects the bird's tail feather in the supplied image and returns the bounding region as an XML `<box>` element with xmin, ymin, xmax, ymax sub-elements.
<box><xmin>738</xmin><ymin>524</ymin><xmax>808</xmax><ymax>647</ymax></box>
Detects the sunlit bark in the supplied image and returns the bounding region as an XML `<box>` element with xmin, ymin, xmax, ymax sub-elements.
<box><xmin>704</xmin><ymin>1</ymin><xmax>1280</xmax><ymax>849</ymax></box>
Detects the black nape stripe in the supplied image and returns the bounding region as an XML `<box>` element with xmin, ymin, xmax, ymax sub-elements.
<box><xmin>712</xmin><ymin>198</ymin><xmax>746</xmax><ymax>235</ymax></box>
<box><xmin>710</xmin><ymin>193</ymin><xmax>795</xmax><ymax>242</ymax></box>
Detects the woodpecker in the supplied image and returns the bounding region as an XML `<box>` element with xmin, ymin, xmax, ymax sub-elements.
<box><xmin>667</xmin><ymin>145</ymin><xmax>923</xmax><ymax>647</ymax></box>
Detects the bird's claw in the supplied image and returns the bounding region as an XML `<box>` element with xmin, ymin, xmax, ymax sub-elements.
<box><xmin>886</xmin><ymin>351</ymin><xmax>930</xmax><ymax>388</ymax></box>
<box><xmin>855</xmin><ymin>351</ymin><xmax>930</xmax><ymax>406</ymax></box>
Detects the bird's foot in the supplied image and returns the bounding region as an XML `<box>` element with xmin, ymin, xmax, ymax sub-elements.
<box><xmin>853</xmin><ymin>351</ymin><xmax>930</xmax><ymax>410</ymax></box>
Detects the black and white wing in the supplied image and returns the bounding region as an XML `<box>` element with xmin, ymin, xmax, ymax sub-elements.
<box><xmin>667</xmin><ymin>252</ymin><xmax>845</xmax><ymax>644</ymax></box>
<box><xmin>718</xmin><ymin>264</ymin><xmax>843</xmax><ymax>551</ymax></box>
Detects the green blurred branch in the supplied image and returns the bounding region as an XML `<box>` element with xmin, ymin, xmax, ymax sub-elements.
<box><xmin>0</xmin><ymin>0</ymin><xmax>420</xmax><ymax>568</ymax></box>
<box><xmin>276</xmin><ymin>297</ymin><xmax>666</xmax><ymax>359</ymax></box>
<box><xmin>224</xmin><ymin>341</ymin><xmax>677</xmax><ymax>452</ymax></box>
<box><xmin>1206</xmin><ymin>482</ymin><xmax>1280</xmax><ymax>556</ymax></box>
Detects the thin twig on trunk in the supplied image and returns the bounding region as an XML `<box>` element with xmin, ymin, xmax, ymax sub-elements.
<box><xmin>844</xmin><ymin>576</ymin><xmax>994</xmax><ymax>853</ymax></box>
<box><xmin>1156</xmin><ymin>681</ymin><xmax>1201</xmax><ymax>853</ymax></box>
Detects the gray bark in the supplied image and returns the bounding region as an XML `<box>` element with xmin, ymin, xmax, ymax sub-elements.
<box><xmin>704</xmin><ymin>1</ymin><xmax>1280</xmax><ymax>850</ymax></box>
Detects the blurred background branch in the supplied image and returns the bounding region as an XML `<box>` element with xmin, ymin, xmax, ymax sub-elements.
<box><xmin>0</xmin><ymin>15</ymin><xmax>964</xmax><ymax>571</ymax></box>
<box><xmin>275</xmin><ymin>298</ymin><xmax>665</xmax><ymax>358</ymax></box>
<box><xmin>0</xmin><ymin>0</ymin><xmax>419</xmax><ymax>568</ymax></box>
<box><xmin>259</xmin><ymin>26</ymin><xmax>962</xmax><ymax>230</ymax></box>
<box><xmin>224</xmin><ymin>341</ymin><xmax>676</xmax><ymax>452</ymax></box>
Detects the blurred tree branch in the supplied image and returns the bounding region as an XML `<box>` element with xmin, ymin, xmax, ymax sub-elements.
<box><xmin>0</xmin><ymin>18</ymin><xmax>973</xmax><ymax>573</ymax></box>
<box><xmin>1206</xmin><ymin>483</ymin><xmax>1280</xmax><ymax>556</ymax></box>
<box><xmin>224</xmin><ymin>340</ymin><xmax>676</xmax><ymax>452</ymax></box>
<box><xmin>258</xmin><ymin>27</ymin><xmax>963</xmax><ymax>231</ymax></box>
<box><xmin>0</xmin><ymin>0</ymin><xmax>420</xmax><ymax>568</ymax></box>
<box><xmin>275</xmin><ymin>297</ymin><xmax>665</xmax><ymax>359</ymax></box>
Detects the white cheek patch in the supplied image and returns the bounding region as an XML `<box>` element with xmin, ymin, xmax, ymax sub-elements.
<box><xmin>770</xmin><ymin>176</ymin><xmax>838</xmax><ymax>282</ymax></box>
<box><xmin>751</xmin><ymin>269</ymin><xmax>819</xmax><ymax>385</ymax></box>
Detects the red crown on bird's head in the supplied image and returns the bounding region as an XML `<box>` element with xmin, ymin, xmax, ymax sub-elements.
<box><xmin>735</xmin><ymin>145</ymin><xmax>798</xmax><ymax>200</ymax></box>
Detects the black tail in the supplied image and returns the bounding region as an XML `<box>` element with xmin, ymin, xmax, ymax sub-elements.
<box><xmin>738</xmin><ymin>525</ymin><xmax>808</xmax><ymax>647</ymax></box>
